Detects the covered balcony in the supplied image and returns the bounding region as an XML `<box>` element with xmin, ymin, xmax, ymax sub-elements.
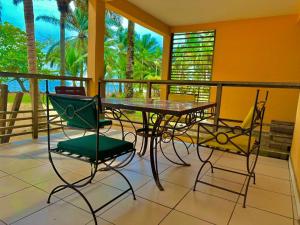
<box><xmin>0</xmin><ymin>0</ymin><xmax>300</xmax><ymax>225</ymax></box>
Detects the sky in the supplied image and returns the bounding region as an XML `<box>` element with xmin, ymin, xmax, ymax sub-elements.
<box><xmin>0</xmin><ymin>0</ymin><xmax>163</xmax><ymax>46</ymax></box>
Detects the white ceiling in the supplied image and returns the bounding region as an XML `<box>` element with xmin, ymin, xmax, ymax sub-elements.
<box><xmin>127</xmin><ymin>0</ymin><xmax>300</xmax><ymax>26</ymax></box>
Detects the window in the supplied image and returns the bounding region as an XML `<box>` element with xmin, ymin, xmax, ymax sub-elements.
<box><xmin>169</xmin><ymin>30</ymin><xmax>216</xmax><ymax>102</ymax></box>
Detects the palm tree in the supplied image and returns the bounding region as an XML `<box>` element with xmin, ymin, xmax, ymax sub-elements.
<box><xmin>56</xmin><ymin>0</ymin><xmax>72</xmax><ymax>84</ymax></box>
<box><xmin>0</xmin><ymin>1</ymin><xmax>3</xmax><ymax>23</ymax></box>
<box><xmin>13</xmin><ymin>0</ymin><xmax>37</xmax><ymax>74</ymax></box>
<box><xmin>13</xmin><ymin>0</ymin><xmax>45</xmax><ymax>129</ymax></box>
<box><xmin>37</xmin><ymin>7</ymin><xmax>88</xmax><ymax>85</ymax></box>
<box><xmin>134</xmin><ymin>33</ymin><xmax>161</xmax><ymax>92</ymax></box>
<box><xmin>125</xmin><ymin>20</ymin><xmax>135</xmax><ymax>98</ymax></box>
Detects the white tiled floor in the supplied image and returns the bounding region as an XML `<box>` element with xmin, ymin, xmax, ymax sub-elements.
<box><xmin>0</xmin><ymin>132</ymin><xmax>297</xmax><ymax>225</ymax></box>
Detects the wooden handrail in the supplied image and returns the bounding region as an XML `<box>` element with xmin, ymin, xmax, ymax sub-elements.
<box><xmin>102</xmin><ymin>79</ymin><xmax>300</xmax><ymax>89</ymax></box>
<box><xmin>0</xmin><ymin>71</ymin><xmax>91</xmax><ymax>82</ymax></box>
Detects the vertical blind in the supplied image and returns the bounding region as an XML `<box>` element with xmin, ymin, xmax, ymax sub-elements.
<box><xmin>169</xmin><ymin>30</ymin><xmax>216</xmax><ymax>102</ymax></box>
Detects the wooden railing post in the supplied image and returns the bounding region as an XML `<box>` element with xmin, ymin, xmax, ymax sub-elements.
<box><xmin>214</xmin><ymin>84</ymin><xmax>223</xmax><ymax>126</ymax></box>
<box><xmin>146</xmin><ymin>81</ymin><xmax>152</xmax><ymax>99</ymax></box>
<box><xmin>100</xmin><ymin>79</ymin><xmax>106</xmax><ymax>97</ymax></box>
<box><xmin>2</xmin><ymin>92</ymin><xmax>23</xmax><ymax>143</ymax></box>
<box><xmin>30</xmin><ymin>78</ymin><xmax>39</xmax><ymax>139</ymax></box>
<box><xmin>0</xmin><ymin>84</ymin><xmax>8</xmax><ymax>143</ymax></box>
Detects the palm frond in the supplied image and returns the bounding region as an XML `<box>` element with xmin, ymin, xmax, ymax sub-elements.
<box><xmin>36</xmin><ymin>15</ymin><xmax>60</xmax><ymax>26</ymax></box>
<box><xmin>13</xmin><ymin>0</ymin><xmax>23</xmax><ymax>5</ymax></box>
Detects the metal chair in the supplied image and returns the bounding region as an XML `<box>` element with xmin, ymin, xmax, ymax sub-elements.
<box><xmin>46</xmin><ymin>81</ymin><xmax>136</xmax><ymax>225</ymax></box>
<box><xmin>194</xmin><ymin>90</ymin><xmax>268</xmax><ymax>207</ymax></box>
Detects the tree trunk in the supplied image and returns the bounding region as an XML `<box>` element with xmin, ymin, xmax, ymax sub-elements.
<box><xmin>118</xmin><ymin>83</ymin><xmax>122</xmax><ymax>93</ymax></box>
<box><xmin>24</xmin><ymin>0</ymin><xmax>37</xmax><ymax>74</ymax></box>
<box><xmin>60</xmin><ymin>11</ymin><xmax>66</xmax><ymax>85</ymax></box>
<box><xmin>23</xmin><ymin>0</ymin><xmax>44</xmax><ymax>136</ymax></box>
<box><xmin>15</xmin><ymin>78</ymin><xmax>28</xmax><ymax>92</ymax></box>
<box><xmin>125</xmin><ymin>20</ymin><xmax>135</xmax><ymax>98</ymax></box>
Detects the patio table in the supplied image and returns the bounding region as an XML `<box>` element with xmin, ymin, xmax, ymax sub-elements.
<box><xmin>102</xmin><ymin>98</ymin><xmax>216</xmax><ymax>190</ymax></box>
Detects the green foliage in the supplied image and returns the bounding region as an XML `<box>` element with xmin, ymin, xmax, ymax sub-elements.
<box><xmin>0</xmin><ymin>22</ymin><xmax>47</xmax><ymax>82</ymax></box>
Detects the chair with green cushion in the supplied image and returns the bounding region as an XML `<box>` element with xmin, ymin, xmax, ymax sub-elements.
<box><xmin>55</xmin><ymin>85</ymin><xmax>112</xmax><ymax>138</ymax></box>
<box><xmin>46</xmin><ymin>81</ymin><xmax>136</xmax><ymax>225</ymax></box>
<box><xmin>194</xmin><ymin>90</ymin><xmax>268</xmax><ymax>207</ymax></box>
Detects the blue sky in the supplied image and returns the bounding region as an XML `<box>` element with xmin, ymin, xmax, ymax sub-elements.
<box><xmin>1</xmin><ymin>0</ymin><xmax>163</xmax><ymax>46</ymax></box>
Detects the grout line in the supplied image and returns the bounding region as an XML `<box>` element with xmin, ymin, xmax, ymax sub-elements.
<box><xmin>226</xmin><ymin>169</ymin><xmax>248</xmax><ymax>225</ymax></box>
<box><xmin>157</xmin><ymin>189</ymin><xmax>191</xmax><ymax>225</ymax></box>
<box><xmin>9</xmin><ymin>197</ymin><xmax>59</xmax><ymax>225</ymax></box>
<box><xmin>0</xmin><ymin>218</ymin><xmax>8</xmax><ymax>225</ymax></box>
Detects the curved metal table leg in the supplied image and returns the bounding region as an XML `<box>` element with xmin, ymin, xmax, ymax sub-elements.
<box><xmin>138</xmin><ymin>111</ymin><xmax>149</xmax><ymax>156</ymax></box>
<box><xmin>149</xmin><ymin>114</ymin><xmax>164</xmax><ymax>191</ymax></box>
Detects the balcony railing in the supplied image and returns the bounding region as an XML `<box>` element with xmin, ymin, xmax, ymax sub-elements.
<box><xmin>1</xmin><ymin>71</ymin><xmax>300</xmax><ymax>159</ymax></box>
<box><xmin>0</xmin><ymin>71</ymin><xmax>90</xmax><ymax>143</ymax></box>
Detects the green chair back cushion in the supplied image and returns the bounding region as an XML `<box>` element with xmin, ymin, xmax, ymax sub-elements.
<box><xmin>49</xmin><ymin>94</ymin><xmax>98</xmax><ymax>129</ymax></box>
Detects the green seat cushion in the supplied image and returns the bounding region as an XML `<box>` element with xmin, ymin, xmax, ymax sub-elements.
<box><xmin>57</xmin><ymin>134</ymin><xmax>134</xmax><ymax>162</ymax></box>
<box><xmin>99</xmin><ymin>119</ymin><xmax>112</xmax><ymax>127</ymax></box>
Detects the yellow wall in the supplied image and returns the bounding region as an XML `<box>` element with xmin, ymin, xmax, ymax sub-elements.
<box><xmin>172</xmin><ymin>15</ymin><xmax>300</xmax><ymax>123</ymax></box>
<box><xmin>291</xmin><ymin>93</ymin><xmax>300</xmax><ymax>194</ymax></box>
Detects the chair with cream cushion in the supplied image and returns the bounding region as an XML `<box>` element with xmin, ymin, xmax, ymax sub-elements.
<box><xmin>194</xmin><ymin>90</ymin><xmax>268</xmax><ymax>207</ymax></box>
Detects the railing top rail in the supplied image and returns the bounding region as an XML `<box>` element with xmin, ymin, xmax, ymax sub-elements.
<box><xmin>102</xmin><ymin>79</ymin><xmax>300</xmax><ymax>89</ymax></box>
<box><xmin>0</xmin><ymin>71</ymin><xmax>91</xmax><ymax>82</ymax></box>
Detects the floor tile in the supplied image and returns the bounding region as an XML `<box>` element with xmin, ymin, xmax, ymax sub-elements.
<box><xmin>0</xmin><ymin>157</ymin><xmax>45</xmax><ymax>174</ymax></box>
<box><xmin>136</xmin><ymin>180</ymin><xmax>190</xmax><ymax>208</ymax></box>
<box><xmin>255</xmin><ymin>163</ymin><xmax>290</xmax><ymax>180</ymax></box>
<box><xmin>195</xmin><ymin>175</ymin><xmax>244</xmax><ymax>201</ymax></box>
<box><xmin>215</xmin><ymin>156</ymin><xmax>248</xmax><ymax>172</ymax></box>
<box><xmin>239</xmin><ymin>187</ymin><xmax>293</xmax><ymax>218</ymax></box>
<box><xmin>64</xmin><ymin>182</ymin><xmax>125</xmax><ymax>213</ymax></box>
<box><xmin>250</xmin><ymin>174</ymin><xmax>291</xmax><ymax>195</ymax></box>
<box><xmin>160</xmin><ymin>165</ymin><xmax>200</xmax><ymax>188</ymax></box>
<box><xmin>176</xmin><ymin>191</ymin><xmax>235</xmax><ymax>225</ymax></box>
<box><xmin>101</xmin><ymin>196</ymin><xmax>171</xmax><ymax>225</ymax></box>
<box><xmin>125</xmin><ymin>158</ymin><xmax>170</xmax><ymax>177</ymax></box>
<box><xmin>13</xmin><ymin>164</ymin><xmax>67</xmax><ymax>185</ymax></box>
<box><xmin>257</xmin><ymin>156</ymin><xmax>289</xmax><ymax>169</ymax></box>
<box><xmin>205</xmin><ymin>166</ymin><xmax>246</xmax><ymax>185</ymax></box>
<box><xmin>229</xmin><ymin>204</ymin><xmax>293</xmax><ymax>225</ymax></box>
<box><xmin>101</xmin><ymin>169</ymin><xmax>151</xmax><ymax>191</ymax></box>
<box><xmin>0</xmin><ymin>187</ymin><xmax>58</xmax><ymax>224</ymax></box>
<box><xmin>0</xmin><ymin>171</ymin><xmax>8</xmax><ymax>178</ymax></box>
<box><xmin>159</xmin><ymin>166</ymin><xmax>206</xmax><ymax>188</ymax></box>
<box><xmin>160</xmin><ymin>210</ymin><xmax>213</xmax><ymax>225</ymax></box>
<box><xmin>0</xmin><ymin>176</ymin><xmax>30</xmax><ymax>198</ymax></box>
<box><xmin>12</xmin><ymin>200</ymin><xmax>92</xmax><ymax>225</ymax></box>
<box><xmin>86</xmin><ymin>217</ymin><xmax>115</xmax><ymax>225</ymax></box>
<box><xmin>34</xmin><ymin>172</ymin><xmax>85</xmax><ymax>199</ymax></box>
<box><xmin>143</xmin><ymin>152</ymin><xmax>186</xmax><ymax>166</ymax></box>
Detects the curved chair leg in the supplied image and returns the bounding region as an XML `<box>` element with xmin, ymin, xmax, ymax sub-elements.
<box><xmin>242</xmin><ymin>171</ymin><xmax>255</xmax><ymax>208</ymax></box>
<box><xmin>104</xmin><ymin>162</ymin><xmax>136</xmax><ymax>200</ymax></box>
<box><xmin>69</xmin><ymin>186</ymin><xmax>98</xmax><ymax>225</ymax></box>
<box><xmin>47</xmin><ymin>184</ymin><xmax>98</xmax><ymax>225</ymax></box>
<box><xmin>193</xmin><ymin>160</ymin><xmax>214</xmax><ymax>191</ymax></box>
<box><xmin>194</xmin><ymin>147</ymin><xmax>215</xmax><ymax>191</ymax></box>
<box><xmin>47</xmin><ymin>184</ymin><xmax>66</xmax><ymax>203</ymax></box>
